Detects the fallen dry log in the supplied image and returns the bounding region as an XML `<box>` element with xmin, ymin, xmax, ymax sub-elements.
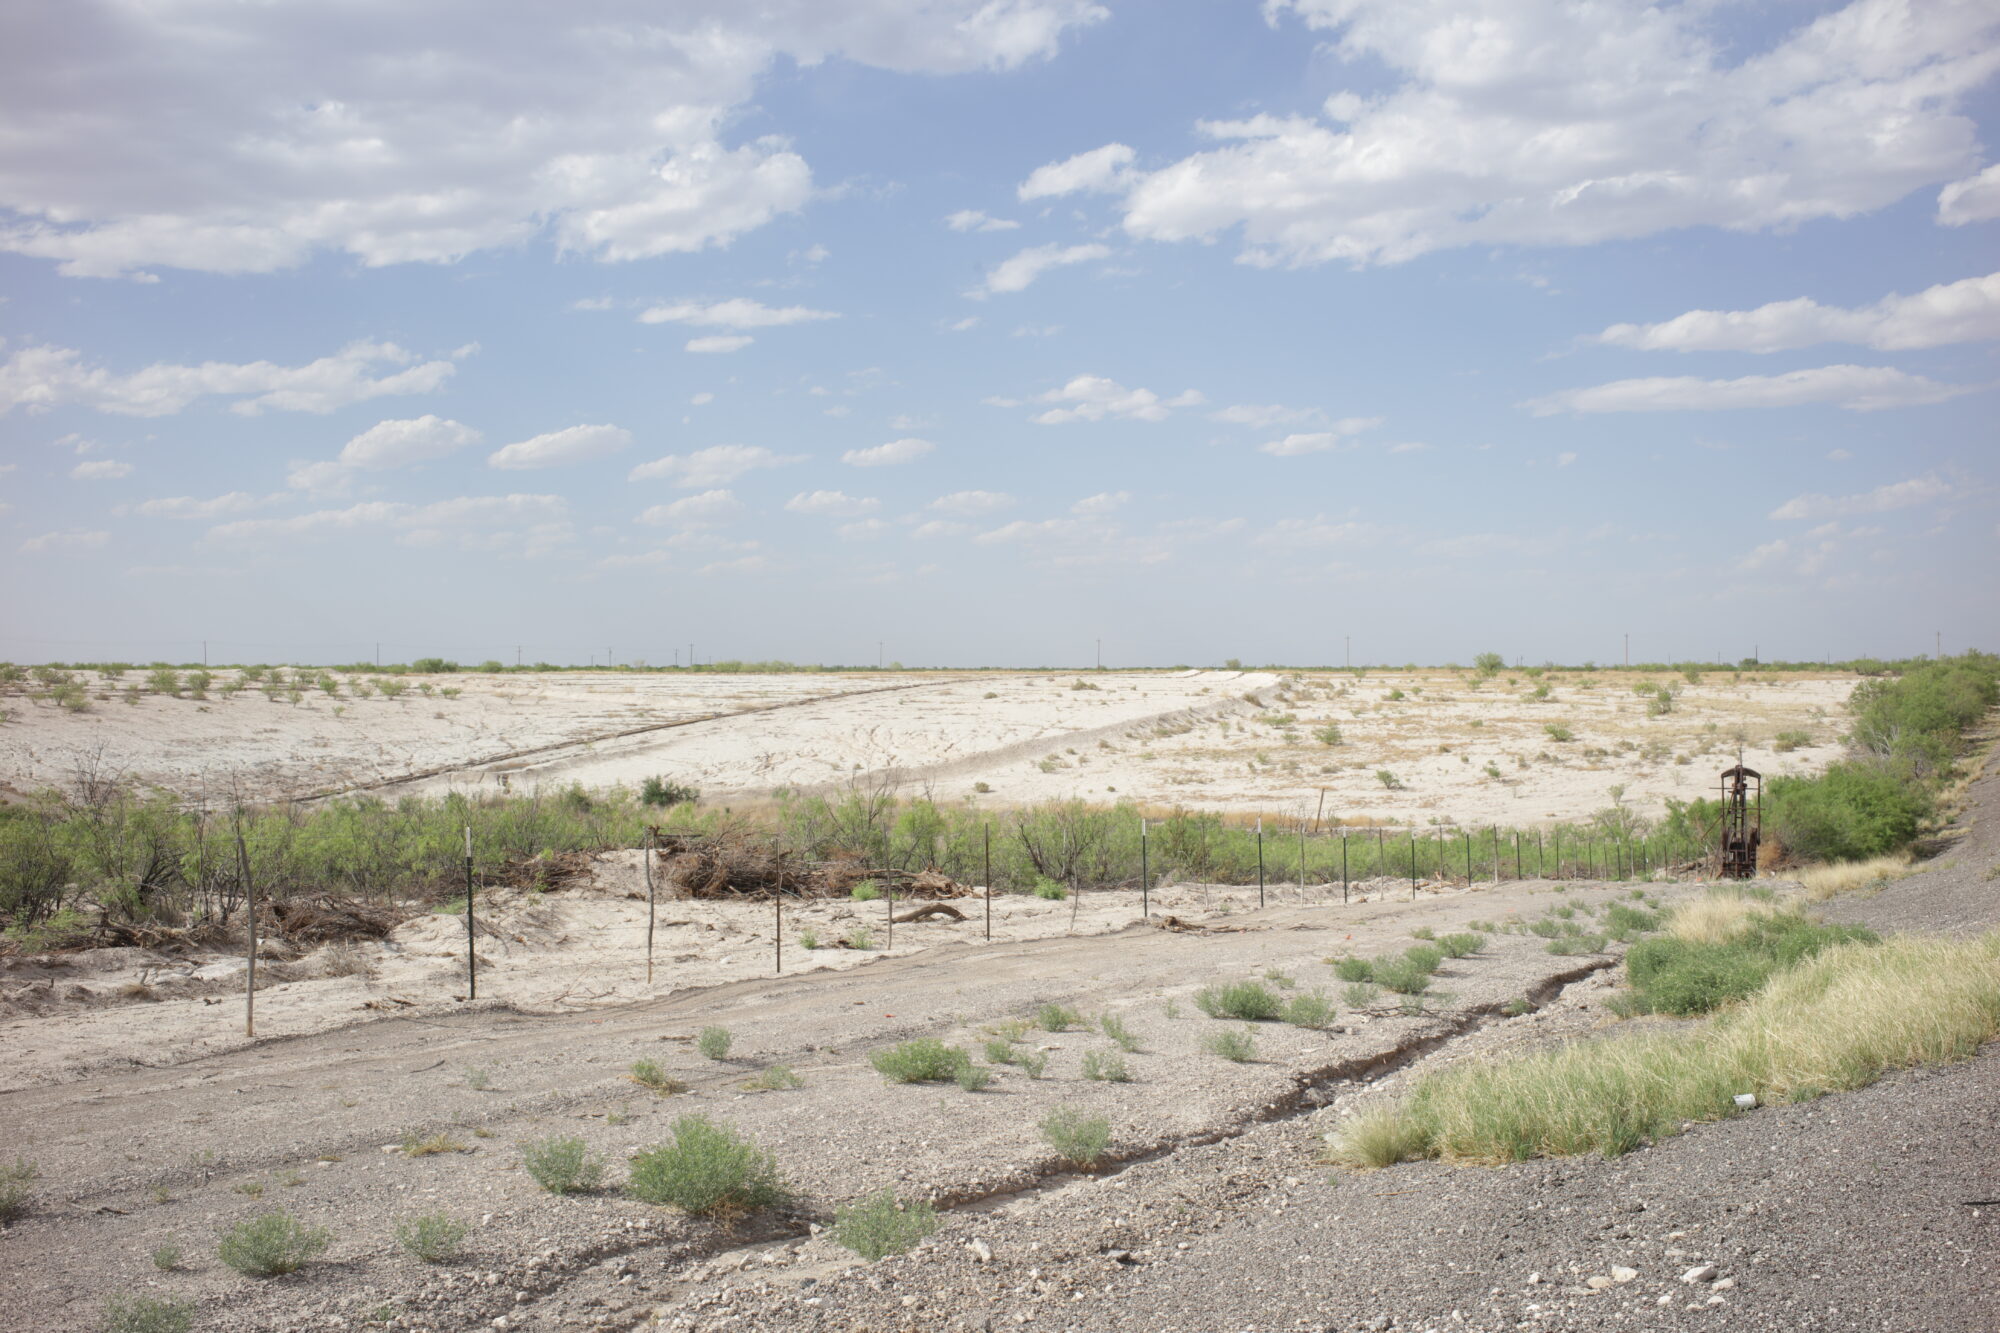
<box><xmin>890</xmin><ymin>902</ymin><xmax>967</xmax><ymax>923</ymax></box>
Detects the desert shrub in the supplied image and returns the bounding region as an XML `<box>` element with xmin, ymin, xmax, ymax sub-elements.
<box><xmin>1624</xmin><ymin>912</ymin><xmax>1875</xmax><ymax>1016</ymax></box>
<box><xmin>640</xmin><ymin>777</ymin><xmax>700</xmax><ymax>808</ymax></box>
<box><xmin>1040</xmin><ymin>1107</ymin><xmax>1112</xmax><ymax>1166</ymax></box>
<box><xmin>847</xmin><ymin>926</ymin><xmax>875</xmax><ymax>950</ymax></box>
<box><xmin>1438</xmin><ymin>932</ymin><xmax>1486</xmax><ymax>959</ymax></box>
<box><xmin>745</xmin><ymin>1065</ymin><xmax>802</xmax><ymax>1091</ymax></box>
<box><xmin>1036</xmin><ymin>1002</ymin><xmax>1082</xmax><ymax>1031</ymax></box>
<box><xmin>399</xmin><ymin>1131</ymin><xmax>467</xmax><ymax>1157</ymax></box>
<box><xmin>1528</xmin><ymin>919</ymin><xmax>1562</xmax><ymax>938</ymax></box>
<box><xmin>1205</xmin><ymin>1027</ymin><xmax>1259</xmax><ymax>1062</ymax></box>
<box><xmin>1194</xmin><ymin>980</ymin><xmax>1282</xmax><ymax>1021</ymax></box>
<box><xmin>0</xmin><ymin>1158</ymin><xmax>38</xmax><ymax>1221</ymax></box>
<box><xmin>1099</xmin><ymin>1014</ymin><xmax>1141</xmax><ymax>1052</ymax></box>
<box><xmin>1343</xmin><ymin>982</ymin><xmax>1381</xmax><ymax>1008</ymax></box>
<box><xmin>394</xmin><ymin>1212</ymin><xmax>469</xmax><ymax>1263</ymax></box>
<box><xmin>99</xmin><ymin>1295</ymin><xmax>194</xmax><ymax>1333</ymax></box>
<box><xmin>630</xmin><ymin>1059</ymin><xmax>686</xmax><ymax>1095</ymax></box>
<box><xmin>1772</xmin><ymin>730</ymin><xmax>1811</xmax><ymax>753</ymax></box>
<box><xmin>1603</xmin><ymin>904</ymin><xmax>1662</xmax><ymax>940</ymax></box>
<box><xmin>1331</xmin><ymin>956</ymin><xmax>1373</xmax><ymax>983</ymax></box>
<box><xmin>1371</xmin><ymin>955</ymin><xmax>1435</xmax><ymax>995</ymax></box>
<box><xmin>870</xmin><ymin>1039</ymin><xmax>971</xmax><ymax>1083</ymax></box>
<box><xmin>1314</xmin><ymin>724</ymin><xmax>1343</xmax><ymax>746</ymax></box>
<box><xmin>1031</xmin><ymin>877</ymin><xmax>1068</xmax><ymax>900</ymax></box>
<box><xmin>1544</xmin><ymin>724</ymin><xmax>1574</xmax><ymax>742</ymax></box>
<box><xmin>982</xmin><ymin>1036</ymin><xmax>1018</xmax><ymax>1063</ymax></box>
<box><xmin>217</xmin><ymin>1211</ymin><xmax>332</xmax><ymax>1276</ymax></box>
<box><xmin>1546</xmin><ymin>935</ymin><xmax>1607</xmax><ymax>956</ymax></box>
<box><xmin>1500</xmin><ymin>998</ymin><xmax>1532</xmax><ymax>1017</ymax></box>
<box><xmin>954</xmin><ymin>1063</ymin><xmax>995</xmax><ymax>1091</ymax></box>
<box><xmin>1410</xmin><ymin>926</ymin><xmax>1434</xmax><ymax>941</ymax></box>
<box><xmin>150</xmin><ymin>1242</ymin><xmax>182</xmax><ymax>1271</ymax></box>
<box><xmin>520</xmin><ymin>1136</ymin><xmax>605</xmax><ymax>1194</ymax></box>
<box><xmin>1283</xmin><ymin>989</ymin><xmax>1338</xmax><ymax>1029</ymax></box>
<box><xmin>1375</xmin><ymin>770</ymin><xmax>1401</xmax><ymax>789</ymax></box>
<box><xmin>1404</xmin><ymin>944</ymin><xmax>1445</xmax><ymax>973</ymax></box>
<box><xmin>832</xmin><ymin>1189</ymin><xmax>938</xmax><ymax>1260</ymax></box>
<box><xmin>1081</xmin><ymin>1051</ymin><xmax>1132</xmax><ymax>1082</ymax></box>
<box><xmin>697</xmin><ymin>1026</ymin><xmax>733</xmax><ymax>1061</ymax></box>
<box><xmin>1765</xmin><ymin>763</ymin><xmax>1931</xmax><ymax>864</ymax></box>
<box><xmin>627</xmin><ymin>1115</ymin><xmax>786</xmax><ymax>1215</ymax></box>
<box><xmin>798</xmin><ymin>928</ymin><xmax>820</xmax><ymax>950</ymax></box>
<box><xmin>850</xmin><ymin>881</ymin><xmax>881</xmax><ymax>902</ymax></box>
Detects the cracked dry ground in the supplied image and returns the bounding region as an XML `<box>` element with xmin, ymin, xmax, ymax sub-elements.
<box><xmin>4</xmin><ymin>852</ymin><xmax>1996</xmax><ymax>1332</ymax></box>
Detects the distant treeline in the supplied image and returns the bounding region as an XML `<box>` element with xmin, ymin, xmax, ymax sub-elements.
<box><xmin>5</xmin><ymin>654</ymin><xmax>1962</xmax><ymax>677</ymax></box>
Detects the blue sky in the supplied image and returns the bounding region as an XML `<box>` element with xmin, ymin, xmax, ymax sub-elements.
<box><xmin>2</xmin><ymin>0</ymin><xmax>1996</xmax><ymax>668</ymax></box>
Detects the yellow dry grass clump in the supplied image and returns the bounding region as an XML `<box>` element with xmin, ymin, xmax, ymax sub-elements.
<box><xmin>1326</xmin><ymin>931</ymin><xmax>2000</xmax><ymax>1168</ymax></box>
<box><xmin>1665</xmin><ymin>889</ymin><xmax>1782</xmax><ymax>945</ymax></box>
<box><xmin>1791</xmin><ymin>852</ymin><xmax>1915</xmax><ymax>902</ymax></box>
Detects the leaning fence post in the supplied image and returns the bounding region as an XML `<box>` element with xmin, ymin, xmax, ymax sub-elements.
<box><xmin>1139</xmin><ymin>817</ymin><xmax>1149</xmax><ymax>918</ymax></box>
<box><xmin>464</xmin><ymin>825</ymin><xmax>476</xmax><ymax>1001</ymax></box>
<box><xmin>236</xmin><ymin>814</ymin><xmax>255</xmax><ymax>1038</ymax></box>
<box><xmin>1256</xmin><ymin>818</ymin><xmax>1265</xmax><ymax>909</ymax></box>
<box><xmin>984</xmin><ymin>822</ymin><xmax>993</xmax><ymax>941</ymax></box>
<box><xmin>1341</xmin><ymin>833</ymin><xmax>1348</xmax><ymax>904</ymax></box>
<box><xmin>644</xmin><ymin>827</ymin><xmax>657</xmax><ymax>985</ymax></box>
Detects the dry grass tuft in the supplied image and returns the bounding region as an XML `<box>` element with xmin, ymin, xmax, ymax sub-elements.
<box><xmin>1325</xmin><ymin>931</ymin><xmax>2000</xmax><ymax>1167</ymax></box>
<box><xmin>1793</xmin><ymin>853</ymin><xmax>1915</xmax><ymax>901</ymax></box>
<box><xmin>1666</xmin><ymin>889</ymin><xmax>1781</xmax><ymax>945</ymax></box>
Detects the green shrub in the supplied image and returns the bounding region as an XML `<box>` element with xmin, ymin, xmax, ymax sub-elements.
<box><xmin>1283</xmin><ymin>989</ymin><xmax>1338</xmax><ymax>1029</ymax></box>
<box><xmin>848</xmin><ymin>926</ymin><xmax>875</xmax><ymax>950</ymax></box>
<box><xmin>870</xmin><ymin>1039</ymin><xmax>971</xmax><ymax>1084</ymax></box>
<box><xmin>1040</xmin><ymin>1107</ymin><xmax>1112</xmax><ymax>1166</ymax></box>
<box><xmin>394</xmin><ymin>1212</ymin><xmax>469</xmax><ymax>1263</ymax></box>
<box><xmin>1544</xmin><ymin>724</ymin><xmax>1574</xmax><ymax>742</ymax></box>
<box><xmin>1772</xmin><ymin>730</ymin><xmax>1812</xmax><ymax>753</ymax></box>
<box><xmin>832</xmin><ymin>1189</ymin><xmax>939</xmax><ymax>1260</ymax></box>
<box><xmin>798</xmin><ymin>928</ymin><xmax>820</xmax><ymax>950</ymax></box>
<box><xmin>1528</xmin><ymin>919</ymin><xmax>1562</xmax><ymax>938</ymax></box>
<box><xmin>1099</xmin><ymin>1013</ymin><xmax>1141</xmax><ymax>1052</ymax></box>
<box><xmin>1331</xmin><ymin>956</ymin><xmax>1373</xmax><ymax>983</ymax></box>
<box><xmin>629</xmin><ymin>1059</ymin><xmax>686</xmax><ymax>1094</ymax></box>
<box><xmin>1766</xmin><ymin>763</ymin><xmax>1931</xmax><ymax>864</ymax></box>
<box><xmin>1410</xmin><ymin>926</ymin><xmax>1435</xmax><ymax>941</ymax></box>
<box><xmin>1314</xmin><ymin>724</ymin><xmax>1343</xmax><ymax>746</ymax></box>
<box><xmin>640</xmin><ymin>777</ymin><xmax>700</xmax><ymax>808</ymax></box>
<box><xmin>1546</xmin><ymin>934</ymin><xmax>1607</xmax><ymax>956</ymax></box>
<box><xmin>982</xmin><ymin>1036</ymin><xmax>1017</xmax><ymax>1064</ymax></box>
<box><xmin>954</xmin><ymin>1064</ymin><xmax>995</xmax><ymax>1092</ymax></box>
<box><xmin>99</xmin><ymin>1295</ymin><xmax>194</xmax><ymax>1333</ymax></box>
<box><xmin>1205</xmin><ymin>1027</ymin><xmax>1258</xmax><ymax>1062</ymax></box>
<box><xmin>1370</xmin><ymin>957</ymin><xmax>1435</xmax><ymax>995</ymax></box>
<box><xmin>1032</xmin><ymin>877</ymin><xmax>1068</xmax><ymax>900</ymax></box>
<box><xmin>1343</xmin><ymin>982</ymin><xmax>1381</xmax><ymax>1008</ymax></box>
<box><xmin>1625</xmin><ymin>914</ymin><xmax>1876</xmax><ymax>1016</ymax></box>
<box><xmin>850</xmin><ymin>880</ymin><xmax>882</xmax><ymax>901</ymax></box>
<box><xmin>626</xmin><ymin>1115</ymin><xmax>786</xmax><ymax>1215</ymax></box>
<box><xmin>0</xmin><ymin>1157</ymin><xmax>37</xmax><ymax>1221</ymax></box>
<box><xmin>1081</xmin><ymin>1051</ymin><xmax>1132</xmax><ymax>1082</ymax></box>
<box><xmin>745</xmin><ymin>1065</ymin><xmax>802</xmax><ymax>1091</ymax></box>
<box><xmin>150</xmin><ymin>1242</ymin><xmax>181</xmax><ymax>1271</ymax></box>
<box><xmin>697</xmin><ymin>1026</ymin><xmax>733</xmax><ymax>1061</ymax></box>
<box><xmin>1437</xmin><ymin>932</ymin><xmax>1485</xmax><ymax>959</ymax></box>
<box><xmin>217</xmin><ymin>1211</ymin><xmax>332</xmax><ymax>1277</ymax></box>
<box><xmin>1194</xmin><ymin>980</ymin><xmax>1282</xmax><ymax>1021</ymax></box>
<box><xmin>1036</xmin><ymin>1002</ymin><xmax>1082</xmax><ymax>1031</ymax></box>
<box><xmin>1604</xmin><ymin>904</ymin><xmax>1662</xmax><ymax>940</ymax></box>
<box><xmin>519</xmin><ymin>1136</ymin><xmax>605</xmax><ymax>1194</ymax></box>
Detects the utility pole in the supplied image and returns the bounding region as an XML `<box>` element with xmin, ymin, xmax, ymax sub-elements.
<box><xmin>375</xmin><ymin>642</ymin><xmax>380</xmax><ymax>667</ymax></box>
<box><xmin>516</xmin><ymin>646</ymin><xmax>521</xmax><ymax>667</ymax></box>
<box><xmin>878</xmin><ymin>640</ymin><xmax>884</xmax><ymax>669</ymax></box>
<box><xmin>1345</xmin><ymin>635</ymin><xmax>1350</xmax><ymax>669</ymax></box>
<box><xmin>1624</xmin><ymin>632</ymin><xmax>1629</xmax><ymax>666</ymax></box>
<box><xmin>1936</xmin><ymin>630</ymin><xmax>1942</xmax><ymax>658</ymax></box>
<box><xmin>1095</xmin><ymin>638</ymin><xmax>1101</xmax><ymax>669</ymax></box>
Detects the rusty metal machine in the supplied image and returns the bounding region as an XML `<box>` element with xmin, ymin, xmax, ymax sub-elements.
<box><xmin>1717</xmin><ymin>763</ymin><xmax>1761</xmax><ymax>878</ymax></box>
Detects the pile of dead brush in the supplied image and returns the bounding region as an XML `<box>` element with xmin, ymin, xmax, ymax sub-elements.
<box><xmin>489</xmin><ymin>849</ymin><xmax>598</xmax><ymax>893</ymax></box>
<box><xmin>649</xmin><ymin>830</ymin><xmax>971</xmax><ymax>901</ymax></box>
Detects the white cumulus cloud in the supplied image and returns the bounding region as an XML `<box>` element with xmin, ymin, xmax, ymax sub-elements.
<box><xmin>969</xmin><ymin>242</ymin><xmax>1111</xmax><ymax>297</ymax></box>
<box><xmin>134</xmin><ymin>492</ymin><xmax>267</xmax><ymax>520</ymax></box>
<box><xmin>1210</xmin><ymin>403</ymin><xmax>1319</xmax><ymax>428</ymax></box>
<box><xmin>1024</xmin><ymin>0</ymin><xmax>2000</xmax><ymax>268</ymax></box>
<box><xmin>1595</xmin><ymin>272</ymin><xmax>2000</xmax><ymax>353</ymax></box>
<box><xmin>638</xmin><ymin>489</ymin><xmax>741</xmax><ymax>526</ymax></box>
<box><xmin>685</xmin><ymin>335</ymin><xmax>754</xmax><ymax>354</ymax></box>
<box><xmin>1071</xmin><ymin>491</ymin><xmax>1130</xmax><ymax>514</ymax></box>
<box><xmin>929</xmin><ymin>490</ymin><xmax>1015</xmax><ymax>515</ymax></box>
<box><xmin>0</xmin><ymin>4</ymin><xmax>1105</xmax><ymax>279</ymax></box>
<box><xmin>843</xmin><ymin>438</ymin><xmax>934</xmax><ymax>467</ymax></box>
<box><xmin>946</xmin><ymin>209</ymin><xmax>1021</xmax><ymax>232</ymax></box>
<box><xmin>1938</xmin><ymin>164</ymin><xmax>2000</xmax><ymax>226</ymax></box>
<box><xmin>639</xmin><ymin>298</ymin><xmax>838</xmax><ymax>329</ymax></box>
<box><xmin>338</xmin><ymin>415</ymin><xmax>482</xmax><ymax>469</ymax></box>
<box><xmin>1527</xmin><ymin>366</ymin><xmax>1974</xmax><ymax>415</ymax></box>
<box><xmin>1257</xmin><ymin>417</ymin><xmax>1383</xmax><ymax>455</ymax></box>
<box><xmin>629</xmin><ymin>444</ymin><xmax>804</xmax><ymax>487</ymax></box>
<box><xmin>1032</xmin><ymin>375</ymin><xmax>1201</xmax><ymax>424</ymax></box>
<box><xmin>0</xmin><ymin>340</ymin><xmax>454</xmax><ymax>416</ymax></box>
<box><xmin>71</xmin><ymin>459</ymin><xmax>132</xmax><ymax>479</ymax></box>
<box><xmin>1768</xmin><ymin>475</ymin><xmax>1952</xmax><ymax>521</ymax></box>
<box><xmin>488</xmin><ymin>424</ymin><xmax>632</xmax><ymax>469</ymax></box>
<box><xmin>785</xmin><ymin>490</ymin><xmax>879</xmax><ymax>516</ymax></box>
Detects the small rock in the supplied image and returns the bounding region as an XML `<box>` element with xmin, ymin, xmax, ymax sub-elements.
<box><xmin>1585</xmin><ymin>1276</ymin><xmax>1615</xmax><ymax>1291</ymax></box>
<box><xmin>1611</xmin><ymin>1266</ymin><xmax>1638</xmax><ymax>1284</ymax></box>
<box><xmin>1681</xmin><ymin>1264</ymin><xmax>1718</xmax><ymax>1284</ymax></box>
<box><xmin>967</xmin><ymin>1239</ymin><xmax>993</xmax><ymax>1263</ymax></box>
<box><xmin>1712</xmin><ymin>1278</ymin><xmax>1736</xmax><ymax>1291</ymax></box>
<box><xmin>1656</xmin><ymin>1293</ymin><xmax>1673</xmax><ymax>1307</ymax></box>
<box><xmin>1526</xmin><ymin>1273</ymin><xmax>1542</xmax><ymax>1285</ymax></box>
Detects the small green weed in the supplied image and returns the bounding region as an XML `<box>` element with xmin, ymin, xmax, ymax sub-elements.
<box><xmin>1036</xmin><ymin>1003</ymin><xmax>1083</xmax><ymax>1032</ymax></box>
<box><xmin>217</xmin><ymin>1211</ymin><xmax>332</xmax><ymax>1277</ymax></box>
<box><xmin>519</xmin><ymin>1136</ymin><xmax>605</xmax><ymax>1195</ymax></box>
<box><xmin>744</xmin><ymin>1065</ymin><xmax>803</xmax><ymax>1091</ymax></box>
<box><xmin>832</xmin><ymin>1189</ymin><xmax>939</xmax><ymax>1260</ymax></box>
<box><xmin>394</xmin><ymin>1213</ymin><xmax>468</xmax><ymax>1263</ymax></box>
<box><xmin>1040</xmin><ymin>1107</ymin><xmax>1112</xmax><ymax>1166</ymax></box>
<box><xmin>1282</xmin><ymin>990</ymin><xmax>1338</xmax><ymax>1029</ymax></box>
<box><xmin>1194</xmin><ymin>980</ymin><xmax>1282</xmax><ymax>1021</ymax></box>
<box><xmin>1081</xmin><ymin>1051</ymin><xmax>1132</xmax><ymax>1082</ymax></box>
<box><xmin>630</xmin><ymin>1059</ymin><xmax>686</xmax><ymax>1094</ymax></box>
<box><xmin>1098</xmin><ymin>1014</ymin><xmax>1141</xmax><ymax>1052</ymax></box>
<box><xmin>626</xmin><ymin>1115</ymin><xmax>787</xmax><ymax>1215</ymax></box>
<box><xmin>99</xmin><ymin>1295</ymin><xmax>194</xmax><ymax>1333</ymax></box>
<box><xmin>1205</xmin><ymin>1028</ymin><xmax>1258</xmax><ymax>1062</ymax></box>
<box><xmin>870</xmin><ymin>1039</ymin><xmax>971</xmax><ymax>1084</ymax></box>
<box><xmin>697</xmin><ymin>1026</ymin><xmax>733</xmax><ymax>1061</ymax></box>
